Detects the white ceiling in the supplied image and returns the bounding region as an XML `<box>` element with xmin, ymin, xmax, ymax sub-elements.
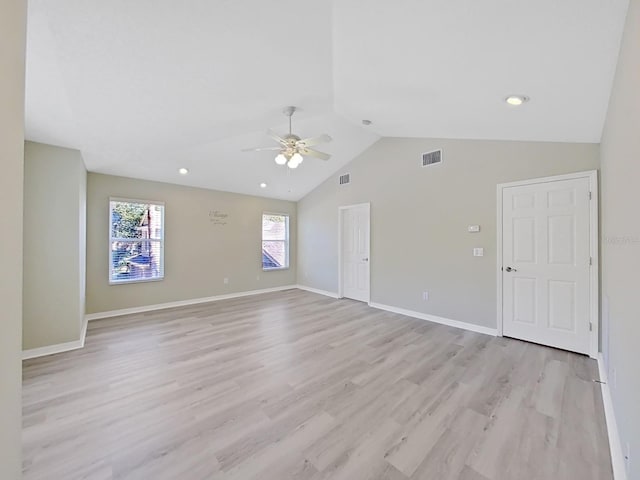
<box><xmin>25</xmin><ymin>0</ymin><xmax>629</xmax><ymax>200</ymax></box>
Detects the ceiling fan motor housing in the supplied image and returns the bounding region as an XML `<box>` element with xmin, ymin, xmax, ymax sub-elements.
<box><xmin>284</xmin><ymin>134</ymin><xmax>301</xmax><ymax>143</ymax></box>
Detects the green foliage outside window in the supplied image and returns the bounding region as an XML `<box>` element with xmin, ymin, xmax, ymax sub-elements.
<box><xmin>112</xmin><ymin>202</ymin><xmax>147</xmax><ymax>238</ymax></box>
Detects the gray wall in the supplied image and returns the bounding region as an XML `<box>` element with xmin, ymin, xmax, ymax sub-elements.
<box><xmin>86</xmin><ymin>173</ymin><xmax>297</xmax><ymax>313</ymax></box>
<box><xmin>600</xmin><ymin>0</ymin><xmax>640</xmax><ymax>476</ymax></box>
<box><xmin>23</xmin><ymin>142</ymin><xmax>87</xmax><ymax>350</ymax></box>
<box><xmin>298</xmin><ymin>137</ymin><xmax>599</xmax><ymax>329</ymax></box>
<box><xmin>0</xmin><ymin>0</ymin><xmax>26</xmax><ymax>477</ymax></box>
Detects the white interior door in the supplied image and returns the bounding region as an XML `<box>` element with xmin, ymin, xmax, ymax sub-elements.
<box><xmin>341</xmin><ymin>204</ymin><xmax>370</xmax><ymax>302</ymax></box>
<box><xmin>502</xmin><ymin>177</ymin><xmax>592</xmax><ymax>354</ymax></box>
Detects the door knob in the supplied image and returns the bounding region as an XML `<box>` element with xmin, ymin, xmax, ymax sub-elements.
<box><xmin>505</xmin><ymin>266</ymin><xmax>517</xmax><ymax>272</ymax></box>
<box><xmin>363</xmin><ymin>258</ymin><xmax>369</xmax><ymax>262</ymax></box>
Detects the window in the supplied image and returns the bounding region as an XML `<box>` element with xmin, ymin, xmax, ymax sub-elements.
<box><xmin>262</xmin><ymin>213</ymin><xmax>289</xmax><ymax>270</ymax></box>
<box><xmin>109</xmin><ymin>198</ymin><xmax>164</xmax><ymax>284</ymax></box>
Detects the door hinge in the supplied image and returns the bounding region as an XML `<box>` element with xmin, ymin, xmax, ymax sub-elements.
<box><xmin>589</xmin><ymin>322</ymin><xmax>593</xmax><ymax>332</ymax></box>
<box><xmin>589</xmin><ymin>191</ymin><xmax>592</xmax><ymax>200</ymax></box>
<box><xmin>589</xmin><ymin>257</ymin><xmax>593</xmax><ymax>266</ymax></box>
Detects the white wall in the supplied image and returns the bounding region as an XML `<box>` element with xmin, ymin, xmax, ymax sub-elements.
<box><xmin>600</xmin><ymin>0</ymin><xmax>640</xmax><ymax>476</ymax></box>
<box><xmin>86</xmin><ymin>173</ymin><xmax>297</xmax><ymax>314</ymax></box>
<box><xmin>298</xmin><ymin>137</ymin><xmax>599</xmax><ymax>329</ymax></box>
<box><xmin>0</xmin><ymin>0</ymin><xmax>26</xmax><ymax>478</ymax></box>
<box><xmin>23</xmin><ymin>142</ymin><xmax>87</xmax><ymax>350</ymax></box>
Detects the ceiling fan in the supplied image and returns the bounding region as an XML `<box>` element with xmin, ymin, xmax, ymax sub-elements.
<box><xmin>243</xmin><ymin>106</ymin><xmax>332</xmax><ymax>169</ymax></box>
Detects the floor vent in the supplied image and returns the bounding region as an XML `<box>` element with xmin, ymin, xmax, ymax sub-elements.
<box><xmin>339</xmin><ymin>173</ymin><xmax>351</xmax><ymax>185</ymax></box>
<box><xmin>422</xmin><ymin>149</ymin><xmax>443</xmax><ymax>167</ymax></box>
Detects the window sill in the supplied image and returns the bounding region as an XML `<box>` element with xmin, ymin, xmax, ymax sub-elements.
<box><xmin>262</xmin><ymin>267</ymin><xmax>289</xmax><ymax>272</ymax></box>
<box><xmin>109</xmin><ymin>277</ymin><xmax>164</xmax><ymax>286</ymax></box>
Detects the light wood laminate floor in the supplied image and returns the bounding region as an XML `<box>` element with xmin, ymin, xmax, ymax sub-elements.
<box><xmin>23</xmin><ymin>289</ymin><xmax>612</xmax><ymax>480</ymax></box>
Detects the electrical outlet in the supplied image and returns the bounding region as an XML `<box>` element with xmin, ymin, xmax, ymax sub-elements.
<box><xmin>256</xmin><ymin>275</ymin><xmax>260</xmax><ymax>281</ymax></box>
<box><xmin>625</xmin><ymin>442</ymin><xmax>631</xmax><ymax>474</ymax></box>
<box><xmin>422</xmin><ymin>291</ymin><xmax>429</xmax><ymax>301</ymax></box>
<box><xmin>223</xmin><ymin>277</ymin><xmax>229</xmax><ymax>285</ymax></box>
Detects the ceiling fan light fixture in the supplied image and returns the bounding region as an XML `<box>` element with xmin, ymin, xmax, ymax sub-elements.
<box><xmin>274</xmin><ymin>153</ymin><xmax>287</xmax><ymax>165</ymax></box>
<box><xmin>287</xmin><ymin>153</ymin><xmax>303</xmax><ymax>169</ymax></box>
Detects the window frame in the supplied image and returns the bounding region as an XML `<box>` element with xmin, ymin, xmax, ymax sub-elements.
<box><xmin>108</xmin><ymin>197</ymin><xmax>165</xmax><ymax>285</ymax></box>
<box><xmin>261</xmin><ymin>212</ymin><xmax>290</xmax><ymax>271</ymax></box>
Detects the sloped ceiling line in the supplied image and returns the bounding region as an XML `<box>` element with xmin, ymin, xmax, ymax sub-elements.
<box><xmin>25</xmin><ymin>0</ymin><xmax>629</xmax><ymax>200</ymax></box>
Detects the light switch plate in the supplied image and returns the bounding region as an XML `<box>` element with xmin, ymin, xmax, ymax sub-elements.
<box><xmin>468</xmin><ymin>225</ymin><xmax>481</xmax><ymax>233</ymax></box>
<box><xmin>473</xmin><ymin>248</ymin><xmax>484</xmax><ymax>257</ymax></box>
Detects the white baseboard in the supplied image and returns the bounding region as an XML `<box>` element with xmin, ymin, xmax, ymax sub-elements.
<box><xmin>295</xmin><ymin>284</ymin><xmax>340</xmax><ymax>299</ymax></box>
<box><xmin>22</xmin><ymin>315</ymin><xmax>88</xmax><ymax>360</ymax></box>
<box><xmin>85</xmin><ymin>284</ymin><xmax>299</xmax><ymax>321</ymax></box>
<box><xmin>24</xmin><ymin>290</ymin><xmax>493</xmax><ymax>361</ymax></box>
<box><xmin>597</xmin><ymin>353</ymin><xmax>627</xmax><ymax>480</ymax></box>
<box><xmin>368</xmin><ymin>302</ymin><xmax>498</xmax><ymax>337</ymax></box>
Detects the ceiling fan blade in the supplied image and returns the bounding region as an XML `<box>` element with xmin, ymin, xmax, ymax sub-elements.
<box><xmin>241</xmin><ymin>146</ymin><xmax>283</xmax><ymax>152</ymax></box>
<box><xmin>267</xmin><ymin>129</ymin><xmax>289</xmax><ymax>146</ymax></box>
<box><xmin>297</xmin><ymin>134</ymin><xmax>332</xmax><ymax>147</ymax></box>
<box><xmin>302</xmin><ymin>148</ymin><xmax>331</xmax><ymax>161</ymax></box>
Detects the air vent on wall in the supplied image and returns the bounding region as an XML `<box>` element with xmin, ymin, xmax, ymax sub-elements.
<box><xmin>339</xmin><ymin>173</ymin><xmax>351</xmax><ymax>185</ymax></box>
<box><xmin>422</xmin><ymin>149</ymin><xmax>443</xmax><ymax>167</ymax></box>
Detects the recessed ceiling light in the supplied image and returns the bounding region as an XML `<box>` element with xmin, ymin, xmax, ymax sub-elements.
<box><xmin>505</xmin><ymin>95</ymin><xmax>529</xmax><ymax>106</ymax></box>
<box><xmin>362</xmin><ymin>119</ymin><xmax>372</xmax><ymax>125</ymax></box>
<box><xmin>260</xmin><ymin>182</ymin><xmax>267</xmax><ymax>188</ymax></box>
<box><xmin>178</xmin><ymin>167</ymin><xmax>189</xmax><ymax>175</ymax></box>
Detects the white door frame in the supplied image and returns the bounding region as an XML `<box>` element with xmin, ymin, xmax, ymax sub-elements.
<box><xmin>496</xmin><ymin>170</ymin><xmax>599</xmax><ymax>358</ymax></box>
<box><xmin>338</xmin><ymin>202</ymin><xmax>371</xmax><ymax>303</ymax></box>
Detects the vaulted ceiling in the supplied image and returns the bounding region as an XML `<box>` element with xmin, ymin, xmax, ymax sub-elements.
<box><xmin>25</xmin><ymin>0</ymin><xmax>629</xmax><ymax>200</ymax></box>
